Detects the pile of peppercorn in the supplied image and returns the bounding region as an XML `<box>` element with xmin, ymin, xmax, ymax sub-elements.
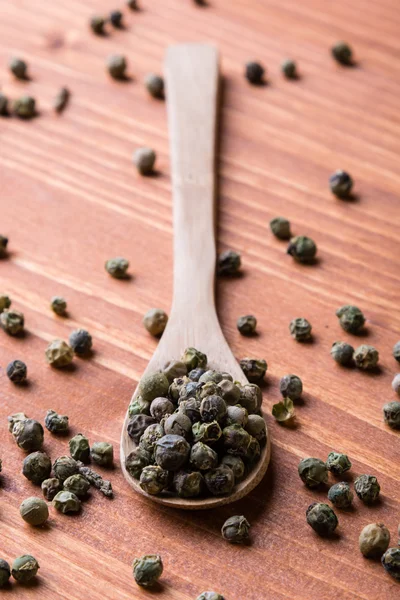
<box><xmin>125</xmin><ymin>347</ymin><xmax>267</xmax><ymax>499</ymax></box>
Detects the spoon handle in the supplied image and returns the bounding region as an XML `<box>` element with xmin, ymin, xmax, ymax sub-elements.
<box><xmin>165</xmin><ymin>44</ymin><xmax>220</xmax><ymax>320</ymax></box>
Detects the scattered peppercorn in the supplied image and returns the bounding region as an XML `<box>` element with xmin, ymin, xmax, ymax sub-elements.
<box><xmin>9</xmin><ymin>57</ymin><xmax>28</xmax><ymax>79</ymax></box>
<box><xmin>359</xmin><ymin>523</ymin><xmax>390</xmax><ymax>558</ymax></box>
<box><xmin>53</xmin><ymin>456</ymin><xmax>79</xmax><ymax>483</ymax></box>
<box><xmin>13</xmin><ymin>96</ymin><xmax>36</xmax><ymax>119</ymax></box>
<box><xmin>306</xmin><ymin>502</ymin><xmax>338</xmax><ymax>536</ymax></box>
<box><xmin>287</xmin><ymin>236</ymin><xmax>317</xmax><ymax>263</ymax></box>
<box><xmin>245</xmin><ymin>61</ymin><xmax>265</xmax><ymax>84</ymax></box>
<box><xmin>0</xmin><ymin>559</ymin><xmax>10</xmax><ymax>587</ymax></box>
<box><xmin>281</xmin><ymin>59</ymin><xmax>297</xmax><ymax>79</ymax></box>
<box><xmin>63</xmin><ymin>474</ymin><xmax>90</xmax><ymax>498</ymax></box>
<box><xmin>270</xmin><ymin>216</ymin><xmax>291</xmax><ymax>240</ymax></box>
<box><xmin>289</xmin><ymin>317</ymin><xmax>312</xmax><ymax>342</ymax></box>
<box><xmin>53</xmin><ymin>490</ymin><xmax>81</xmax><ymax>514</ymax></box>
<box><xmin>8</xmin><ymin>412</ymin><xmax>28</xmax><ymax>433</ymax></box>
<box><xmin>0</xmin><ymin>236</ymin><xmax>8</xmax><ymax>258</ymax></box>
<box><xmin>381</xmin><ymin>547</ymin><xmax>400</xmax><ymax>581</ymax></box>
<box><xmin>391</xmin><ymin>374</ymin><xmax>400</xmax><ymax>396</ymax></box>
<box><xmin>41</xmin><ymin>477</ymin><xmax>62</xmax><ymax>501</ymax></box>
<box><xmin>0</xmin><ymin>309</ymin><xmax>24</xmax><ymax>335</ymax></box>
<box><xmin>134</xmin><ymin>147</ymin><xmax>156</xmax><ymax>175</ymax></box>
<box><xmin>336</xmin><ymin>305</ymin><xmax>365</xmax><ymax>334</ymax></box>
<box><xmin>53</xmin><ymin>87</ymin><xmax>70</xmax><ymax>113</ymax></box>
<box><xmin>143</xmin><ymin>308</ymin><xmax>168</xmax><ymax>336</ymax></box>
<box><xmin>298</xmin><ymin>457</ymin><xmax>328</xmax><ymax>488</ymax></box>
<box><xmin>110</xmin><ymin>10</ymin><xmax>123</xmax><ymax>27</ymax></box>
<box><xmin>221</xmin><ymin>515</ymin><xmax>250</xmax><ymax>544</ymax></box>
<box><xmin>393</xmin><ymin>341</ymin><xmax>400</xmax><ymax>363</ymax></box>
<box><xmin>330</xmin><ymin>341</ymin><xmax>354</xmax><ymax>366</ymax></box>
<box><xmin>90</xmin><ymin>16</ymin><xmax>107</xmax><ymax>35</ymax></box>
<box><xmin>50</xmin><ymin>296</ymin><xmax>67</xmax><ymax>315</ymax></box>
<box><xmin>133</xmin><ymin>554</ymin><xmax>163</xmax><ymax>587</ymax></box>
<box><xmin>240</xmin><ymin>358</ymin><xmax>267</xmax><ymax>382</ymax></box>
<box><xmin>217</xmin><ymin>250</ymin><xmax>241</xmax><ymax>276</ymax></box>
<box><xmin>91</xmin><ymin>442</ymin><xmax>114</xmax><ymax>467</ymax></box>
<box><xmin>44</xmin><ymin>409</ymin><xmax>69</xmax><ymax>434</ymax></box>
<box><xmin>11</xmin><ymin>555</ymin><xmax>39</xmax><ymax>583</ymax></box>
<box><xmin>354</xmin><ymin>344</ymin><xmax>379</xmax><ymax>370</ymax></box>
<box><xmin>19</xmin><ymin>496</ymin><xmax>49</xmax><ymax>526</ymax></box>
<box><xmin>328</xmin><ymin>482</ymin><xmax>353</xmax><ymax>509</ymax></box>
<box><xmin>6</xmin><ymin>360</ymin><xmax>27</xmax><ymax>383</ymax></box>
<box><xmin>332</xmin><ymin>41</ymin><xmax>353</xmax><ymax>65</ymax></box>
<box><xmin>196</xmin><ymin>594</ymin><xmax>224</xmax><ymax>600</ymax></box>
<box><xmin>279</xmin><ymin>374</ymin><xmax>302</xmax><ymax>400</ymax></box>
<box><xmin>326</xmin><ymin>451</ymin><xmax>351</xmax><ymax>476</ymax></box>
<box><xmin>354</xmin><ymin>474</ymin><xmax>380</xmax><ymax>504</ymax></box>
<box><xmin>13</xmin><ymin>419</ymin><xmax>44</xmax><ymax>452</ymax></box>
<box><xmin>383</xmin><ymin>401</ymin><xmax>400</xmax><ymax>429</ymax></box>
<box><xmin>0</xmin><ymin>94</ymin><xmax>8</xmax><ymax>116</ymax></box>
<box><xmin>107</xmin><ymin>54</ymin><xmax>127</xmax><ymax>79</ymax></box>
<box><xmin>329</xmin><ymin>170</ymin><xmax>353</xmax><ymax>198</ymax></box>
<box><xmin>237</xmin><ymin>314</ymin><xmax>257</xmax><ymax>335</ymax></box>
<box><xmin>22</xmin><ymin>451</ymin><xmax>52</xmax><ymax>484</ymax></box>
<box><xmin>69</xmin><ymin>433</ymin><xmax>90</xmax><ymax>463</ymax></box>
<box><xmin>127</xmin><ymin>0</ymin><xmax>138</xmax><ymax>8</ymax></box>
<box><xmin>76</xmin><ymin>461</ymin><xmax>113</xmax><ymax>497</ymax></box>
<box><xmin>0</xmin><ymin>294</ymin><xmax>11</xmax><ymax>311</ymax></box>
<box><xmin>145</xmin><ymin>73</ymin><xmax>164</xmax><ymax>99</ymax></box>
<box><xmin>69</xmin><ymin>329</ymin><xmax>93</xmax><ymax>355</ymax></box>
<box><xmin>105</xmin><ymin>256</ymin><xmax>129</xmax><ymax>278</ymax></box>
<box><xmin>45</xmin><ymin>339</ymin><xmax>74</xmax><ymax>367</ymax></box>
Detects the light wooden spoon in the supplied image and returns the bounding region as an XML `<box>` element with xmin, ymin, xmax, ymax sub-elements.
<box><xmin>121</xmin><ymin>43</ymin><xmax>270</xmax><ymax>509</ymax></box>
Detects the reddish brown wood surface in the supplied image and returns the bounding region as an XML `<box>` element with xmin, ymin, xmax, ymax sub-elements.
<box><xmin>1</xmin><ymin>1</ymin><xmax>400</xmax><ymax>599</ymax></box>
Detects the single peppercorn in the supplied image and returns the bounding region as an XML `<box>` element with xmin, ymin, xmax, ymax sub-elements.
<box><xmin>53</xmin><ymin>490</ymin><xmax>81</xmax><ymax>514</ymax></box>
<box><xmin>217</xmin><ymin>250</ymin><xmax>241</xmax><ymax>276</ymax></box>
<box><xmin>8</xmin><ymin>412</ymin><xmax>28</xmax><ymax>433</ymax></box>
<box><xmin>383</xmin><ymin>401</ymin><xmax>400</xmax><ymax>429</ymax></box>
<box><xmin>0</xmin><ymin>309</ymin><xmax>24</xmax><ymax>335</ymax></box>
<box><xmin>391</xmin><ymin>374</ymin><xmax>400</xmax><ymax>396</ymax></box>
<box><xmin>240</xmin><ymin>358</ymin><xmax>267</xmax><ymax>382</ymax></box>
<box><xmin>245</xmin><ymin>61</ymin><xmax>265</xmax><ymax>84</ymax></box>
<box><xmin>145</xmin><ymin>73</ymin><xmax>165</xmax><ymax>99</ymax></box>
<box><xmin>41</xmin><ymin>477</ymin><xmax>62</xmax><ymax>501</ymax></box>
<box><xmin>272</xmin><ymin>397</ymin><xmax>295</xmax><ymax>422</ymax></box>
<box><xmin>354</xmin><ymin>474</ymin><xmax>380</xmax><ymax>504</ymax></box>
<box><xmin>13</xmin><ymin>96</ymin><xmax>36</xmax><ymax>119</ymax></box>
<box><xmin>287</xmin><ymin>236</ymin><xmax>317</xmax><ymax>263</ymax></box>
<box><xmin>107</xmin><ymin>54</ymin><xmax>127</xmax><ymax>80</ymax></box>
<box><xmin>19</xmin><ymin>497</ymin><xmax>49</xmax><ymax>526</ymax></box>
<box><xmin>279</xmin><ymin>374</ymin><xmax>303</xmax><ymax>400</ymax></box>
<box><xmin>69</xmin><ymin>433</ymin><xmax>90</xmax><ymax>463</ymax></box>
<box><xmin>90</xmin><ymin>16</ymin><xmax>107</xmax><ymax>35</ymax></box>
<box><xmin>330</xmin><ymin>341</ymin><xmax>354</xmax><ymax>366</ymax></box>
<box><xmin>205</xmin><ymin>466</ymin><xmax>235</xmax><ymax>496</ymax></box>
<box><xmin>127</xmin><ymin>415</ymin><xmax>157</xmax><ymax>443</ymax></box>
<box><xmin>393</xmin><ymin>341</ymin><xmax>400</xmax><ymax>363</ymax></box>
<box><xmin>53</xmin><ymin>456</ymin><xmax>79</xmax><ymax>483</ymax></box>
<box><xmin>173</xmin><ymin>470</ymin><xmax>204</xmax><ymax>498</ymax></box>
<box><xmin>336</xmin><ymin>305</ymin><xmax>365</xmax><ymax>334</ymax></box>
<box><xmin>237</xmin><ymin>315</ymin><xmax>257</xmax><ymax>336</ymax></box>
<box><xmin>178</xmin><ymin>398</ymin><xmax>202</xmax><ymax>424</ymax></box>
<box><xmin>9</xmin><ymin>57</ymin><xmax>28</xmax><ymax>79</ymax></box>
<box><xmin>143</xmin><ymin>308</ymin><xmax>168</xmax><ymax>336</ymax></box>
<box><xmin>13</xmin><ymin>419</ymin><xmax>44</xmax><ymax>452</ymax></box>
<box><xmin>164</xmin><ymin>412</ymin><xmax>192</xmax><ymax>439</ymax></box>
<box><xmin>222</xmin><ymin>425</ymin><xmax>251</xmax><ymax>458</ymax></box>
<box><xmin>45</xmin><ymin>339</ymin><xmax>74</xmax><ymax>367</ymax></box>
<box><xmin>270</xmin><ymin>216</ymin><xmax>291</xmax><ymax>240</ymax></box>
<box><xmin>0</xmin><ymin>93</ymin><xmax>8</xmax><ymax>116</ymax></box>
<box><xmin>140</xmin><ymin>372</ymin><xmax>170</xmax><ymax>403</ymax></box>
<box><xmin>50</xmin><ymin>296</ymin><xmax>67</xmax><ymax>315</ymax></box>
<box><xmin>245</xmin><ymin>414</ymin><xmax>266</xmax><ymax>442</ymax></box>
<box><xmin>162</xmin><ymin>359</ymin><xmax>187</xmax><ymax>382</ymax></box>
<box><xmin>200</xmin><ymin>395</ymin><xmax>227</xmax><ymax>424</ymax></box>
<box><xmin>239</xmin><ymin>383</ymin><xmax>262</xmax><ymax>413</ymax></box>
<box><xmin>328</xmin><ymin>482</ymin><xmax>353</xmax><ymax>509</ymax></box>
<box><xmin>69</xmin><ymin>329</ymin><xmax>93</xmax><ymax>355</ymax></box>
<box><xmin>190</xmin><ymin>442</ymin><xmax>218</xmax><ymax>471</ymax></box>
<box><xmin>298</xmin><ymin>457</ymin><xmax>328</xmax><ymax>488</ymax></box>
<box><xmin>155</xmin><ymin>434</ymin><xmax>190</xmax><ymax>471</ymax></box>
<box><xmin>226</xmin><ymin>404</ymin><xmax>248</xmax><ymax>427</ymax></box>
<box><xmin>45</xmin><ymin>409</ymin><xmax>69</xmax><ymax>434</ymax></box>
<box><xmin>332</xmin><ymin>41</ymin><xmax>353</xmax><ymax>65</ymax></box>
<box><xmin>140</xmin><ymin>465</ymin><xmax>169</xmax><ymax>495</ymax></box>
<box><xmin>359</xmin><ymin>523</ymin><xmax>390</xmax><ymax>558</ymax></box>
<box><xmin>329</xmin><ymin>170</ymin><xmax>353</xmax><ymax>198</ymax></box>
<box><xmin>139</xmin><ymin>423</ymin><xmax>165</xmax><ymax>454</ymax></box>
<box><xmin>0</xmin><ymin>559</ymin><xmax>10</xmax><ymax>588</ymax></box>
<box><xmin>133</xmin><ymin>554</ymin><xmax>163</xmax><ymax>587</ymax></box>
<box><xmin>306</xmin><ymin>502</ymin><xmax>338</xmax><ymax>536</ymax></box>
<box><xmin>90</xmin><ymin>442</ymin><xmax>114</xmax><ymax>467</ymax></box>
<box><xmin>134</xmin><ymin>147</ymin><xmax>156</xmax><ymax>175</ymax></box>
<box><xmin>218</xmin><ymin>379</ymin><xmax>241</xmax><ymax>405</ymax></box>
<box><xmin>12</xmin><ymin>555</ymin><xmax>39</xmax><ymax>583</ymax></box>
<box><xmin>125</xmin><ymin>447</ymin><xmax>152</xmax><ymax>479</ymax></box>
<box><xmin>150</xmin><ymin>397</ymin><xmax>174</xmax><ymax>421</ymax></box>
<box><xmin>354</xmin><ymin>344</ymin><xmax>379</xmax><ymax>370</ymax></box>
<box><xmin>53</xmin><ymin>87</ymin><xmax>70</xmax><ymax>113</ymax></box>
<box><xmin>221</xmin><ymin>515</ymin><xmax>250</xmax><ymax>544</ymax></box>
<box><xmin>381</xmin><ymin>547</ymin><xmax>400</xmax><ymax>581</ymax></box>
<box><xmin>196</xmin><ymin>594</ymin><xmax>224</xmax><ymax>600</ymax></box>
<box><xmin>6</xmin><ymin>360</ymin><xmax>27</xmax><ymax>383</ymax></box>
<box><xmin>22</xmin><ymin>452</ymin><xmax>52</xmax><ymax>484</ymax></box>
<box><xmin>105</xmin><ymin>256</ymin><xmax>129</xmax><ymax>278</ymax></box>
<box><xmin>289</xmin><ymin>317</ymin><xmax>312</xmax><ymax>342</ymax></box>
<box><xmin>63</xmin><ymin>474</ymin><xmax>91</xmax><ymax>498</ymax></box>
<box><xmin>110</xmin><ymin>10</ymin><xmax>123</xmax><ymax>27</ymax></box>
<box><xmin>0</xmin><ymin>294</ymin><xmax>11</xmax><ymax>311</ymax></box>
<box><xmin>326</xmin><ymin>451</ymin><xmax>352</xmax><ymax>476</ymax></box>
<box><xmin>181</xmin><ymin>347</ymin><xmax>207</xmax><ymax>371</ymax></box>
<box><xmin>281</xmin><ymin>59</ymin><xmax>297</xmax><ymax>79</ymax></box>
<box><xmin>221</xmin><ymin>455</ymin><xmax>245</xmax><ymax>481</ymax></box>
<box><xmin>0</xmin><ymin>236</ymin><xmax>8</xmax><ymax>257</ymax></box>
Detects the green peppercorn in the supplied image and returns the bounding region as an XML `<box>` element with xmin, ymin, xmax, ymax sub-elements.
<box><xmin>393</xmin><ymin>341</ymin><xmax>400</xmax><ymax>363</ymax></box>
<box><xmin>13</xmin><ymin>419</ymin><xmax>44</xmax><ymax>452</ymax></box>
<box><xmin>354</xmin><ymin>474</ymin><xmax>380</xmax><ymax>504</ymax></box>
<box><xmin>6</xmin><ymin>360</ymin><xmax>27</xmax><ymax>383</ymax></box>
<box><xmin>240</xmin><ymin>358</ymin><xmax>267</xmax><ymax>382</ymax></box>
<box><xmin>332</xmin><ymin>41</ymin><xmax>353</xmax><ymax>65</ymax></box>
<box><xmin>155</xmin><ymin>434</ymin><xmax>190</xmax><ymax>470</ymax></box>
<box><xmin>110</xmin><ymin>10</ymin><xmax>123</xmax><ymax>27</ymax></box>
<box><xmin>391</xmin><ymin>374</ymin><xmax>400</xmax><ymax>395</ymax></box>
<box><xmin>22</xmin><ymin>451</ymin><xmax>51</xmax><ymax>484</ymax></box>
<box><xmin>217</xmin><ymin>250</ymin><xmax>241</xmax><ymax>276</ymax></box>
<box><xmin>169</xmin><ymin>377</ymin><xmax>192</xmax><ymax>402</ymax></box>
<box><xmin>329</xmin><ymin>170</ymin><xmax>353</xmax><ymax>198</ymax></box>
<box><xmin>0</xmin><ymin>94</ymin><xmax>8</xmax><ymax>116</ymax></box>
<box><xmin>127</xmin><ymin>0</ymin><xmax>138</xmax><ymax>8</ymax></box>
<box><xmin>221</xmin><ymin>515</ymin><xmax>250</xmax><ymax>544</ymax></box>
<box><xmin>127</xmin><ymin>415</ymin><xmax>157</xmax><ymax>443</ymax></box>
<box><xmin>0</xmin><ymin>294</ymin><xmax>11</xmax><ymax>312</ymax></box>
<box><xmin>143</xmin><ymin>308</ymin><xmax>168</xmax><ymax>336</ymax></box>
<box><xmin>53</xmin><ymin>490</ymin><xmax>81</xmax><ymax>514</ymax></box>
<box><xmin>218</xmin><ymin>379</ymin><xmax>241</xmax><ymax>405</ymax></box>
<box><xmin>8</xmin><ymin>412</ymin><xmax>28</xmax><ymax>433</ymax></box>
<box><xmin>9</xmin><ymin>57</ymin><xmax>28</xmax><ymax>79</ymax></box>
<box><xmin>281</xmin><ymin>59</ymin><xmax>297</xmax><ymax>79</ymax></box>
<box><xmin>198</xmin><ymin>370</ymin><xmax>223</xmax><ymax>385</ymax></box>
<box><xmin>381</xmin><ymin>547</ymin><xmax>400</xmax><ymax>581</ymax></box>
<box><xmin>150</xmin><ymin>397</ymin><xmax>174</xmax><ymax>421</ymax></box>
<box><xmin>164</xmin><ymin>412</ymin><xmax>192</xmax><ymax>439</ymax></box>
<box><xmin>197</xmin><ymin>381</ymin><xmax>218</xmax><ymax>400</ymax></box>
<box><xmin>272</xmin><ymin>397</ymin><xmax>295</xmax><ymax>422</ymax></box>
<box><xmin>133</xmin><ymin>554</ymin><xmax>163</xmax><ymax>587</ymax></box>
<box><xmin>306</xmin><ymin>502</ymin><xmax>338</xmax><ymax>536</ymax></box>
<box><xmin>125</xmin><ymin>447</ymin><xmax>152</xmax><ymax>479</ymax></box>
<box><xmin>63</xmin><ymin>474</ymin><xmax>90</xmax><ymax>498</ymax></box>
<box><xmin>354</xmin><ymin>344</ymin><xmax>379</xmax><ymax>370</ymax></box>
<box><xmin>69</xmin><ymin>329</ymin><xmax>93</xmax><ymax>355</ymax></box>
<box><xmin>145</xmin><ymin>74</ymin><xmax>165</xmax><ymax>99</ymax></box>
<box><xmin>140</xmin><ymin>465</ymin><xmax>169</xmax><ymax>495</ymax></box>
<box><xmin>196</xmin><ymin>593</ymin><xmax>224</xmax><ymax>600</ymax></box>
<box><xmin>298</xmin><ymin>457</ymin><xmax>328</xmax><ymax>488</ymax></box>
<box><xmin>90</xmin><ymin>16</ymin><xmax>107</xmax><ymax>35</ymax></box>
<box><xmin>19</xmin><ymin>496</ymin><xmax>49</xmax><ymax>526</ymax></box>
<box><xmin>45</xmin><ymin>409</ymin><xmax>69</xmax><ymax>434</ymax></box>
<box><xmin>245</xmin><ymin>61</ymin><xmax>265</xmax><ymax>84</ymax></box>
<box><xmin>226</xmin><ymin>404</ymin><xmax>248</xmax><ymax>427</ymax></box>
<box><xmin>200</xmin><ymin>395</ymin><xmax>227</xmax><ymax>424</ymax></box>
<box><xmin>270</xmin><ymin>216</ymin><xmax>291</xmax><ymax>240</ymax></box>
<box><xmin>45</xmin><ymin>339</ymin><xmax>74</xmax><ymax>367</ymax></box>
<box><xmin>0</xmin><ymin>236</ymin><xmax>8</xmax><ymax>258</ymax></box>
<box><xmin>221</xmin><ymin>455</ymin><xmax>245</xmax><ymax>481</ymax></box>
<box><xmin>0</xmin><ymin>309</ymin><xmax>24</xmax><ymax>335</ymax></box>
<box><xmin>13</xmin><ymin>96</ymin><xmax>36</xmax><ymax>119</ymax></box>
<box><xmin>205</xmin><ymin>466</ymin><xmax>235</xmax><ymax>496</ymax></box>
<box><xmin>289</xmin><ymin>317</ymin><xmax>312</xmax><ymax>342</ymax></box>
<box><xmin>245</xmin><ymin>435</ymin><xmax>261</xmax><ymax>463</ymax></box>
<box><xmin>192</xmin><ymin>420</ymin><xmax>222</xmax><ymax>444</ymax></box>
<box><xmin>181</xmin><ymin>347</ymin><xmax>207</xmax><ymax>371</ymax></box>
<box><xmin>53</xmin><ymin>456</ymin><xmax>79</xmax><ymax>483</ymax></box>
<box><xmin>237</xmin><ymin>314</ymin><xmax>257</xmax><ymax>335</ymax></box>
<box><xmin>383</xmin><ymin>401</ymin><xmax>400</xmax><ymax>429</ymax></box>
<box><xmin>330</xmin><ymin>341</ymin><xmax>354</xmax><ymax>366</ymax></box>
<box><xmin>107</xmin><ymin>54</ymin><xmax>127</xmax><ymax>80</ymax></box>
<box><xmin>12</xmin><ymin>555</ymin><xmax>39</xmax><ymax>583</ymax></box>
<box><xmin>222</xmin><ymin>425</ymin><xmax>251</xmax><ymax>457</ymax></box>
<box><xmin>41</xmin><ymin>477</ymin><xmax>62</xmax><ymax>501</ymax></box>
<box><xmin>139</xmin><ymin>372</ymin><xmax>170</xmax><ymax>403</ymax></box>
<box><xmin>328</xmin><ymin>482</ymin><xmax>353</xmax><ymax>509</ymax></box>
<box><xmin>161</xmin><ymin>360</ymin><xmax>187</xmax><ymax>383</ymax></box>
<box><xmin>0</xmin><ymin>559</ymin><xmax>10</xmax><ymax>588</ymax></box>
<box><xmin>69</xmin><ymin>433</ymin><xmax>90</xmax><ymax>463</ymax></box>
<box><xmin>91</xmin><ymin>442</ymin><xmax>114</xmax><ymax>467</ymax></box>
<box><xmin>287</xmin><ymin>236</ymin><xmax>317</xmax><ymax>263</ymax></box>
<box><xmin>190</xmin><ymin>442</ymin><xmax>218</xmax><ymax>471</ymax></box>
<box><xmin>178</xmin><ymin>398</ymin><xmax>201</xmax><ymax>423</ymax></box>
<box><xmin>279</xmin><ymin>374</ymin><xmax>302</xmax><ymax>400</ymax></box>
<box><xmin>239</xmin><ymin>383</ymin><xmax>262</xmax><ymax>413</ymax></box>
<box><xmin>105</xmin><ymin>257</ymin><xmax>129</xmax><ymax>278</ymax></box>
<box><xmin>336</xmin><ymin>305</ymin><xmax>365</xmax><ymax>334</ymax></box>
<box><xmin>139</xmin><ymin>424</ymin><xmax>164</xmax><ymax>455</ymax></box>
<box><xmin>50</xmin><ymin>296</ymin><xmax>67</xmax><ymax>315</ymax></box>
<box><xmin>326</xmin><ymin>451</ymin><xmax>351</xmax><ymax>475</ymax></box>
<box><xmin>129</xmin><ymin>396</ymin><xmax>151</xmax><ymax>417</ymax></box>
<box><xmin>174</xmin><ymin>470</ymin><xmax>204</xmax><ymax>497</ymax></box>
<box><xmin>359</xmin><ymin>523</ymin><xmax>390</xmax><ymax>558</ymax></box>
<box><xmin>134</xmin><ymin>147</ymin><xmax>156</xmax><ymax>175</ymax></box>
<box><xmin>245</xmin><ymin>414</ymin><xmax>266</xmax><ymax>442</ymax></box>
<box><xmin>53</xmin><ymin>87</ymin><xmax>70</xmax><ymax>113</ymax></box>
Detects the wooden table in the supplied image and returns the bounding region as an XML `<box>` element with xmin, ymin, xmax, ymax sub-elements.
<box><xmin>1</xmin><ymin>1</ymin><xmax>399</xmax><ymax>598</ymax></box>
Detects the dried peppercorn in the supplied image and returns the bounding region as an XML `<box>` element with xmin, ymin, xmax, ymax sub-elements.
<box><xmin>90</xmin><ymin>16</ymin><xmax>107</xmax><ymax>35</ymax></box>
<box><xmin>107</xmin><ymin>55</ymin><xmax>127</xmax><ymax>80</ymax></box>
<box><xmin>69</xmin><ymin>433</ymin><xmax>90</xmax><ymax>463</ymax></box>
<box><xmin>381</xmin><ymin>547</ymin><xmax>400</xmax><ymax>581</ymax></box>
<box><xmin>9</xmin><ymin>57</ymin><xmax>28</xmax><ymax>79</ymax></box>
<box><xmin>13</xmin><ymin>419</ymin><xmax>44</xmax><ymax>452</ymax></box>
<box><xmin>50</xmin><ymin>296</ymin><xmax>67</xmax><ymax>315</ymax></box>
<box><xmin>45</xmin><ymin>339</ymin><xmax>74</xmax><ymax>367</ymax></box>
<box><xmin>53</xmin><ymin>490</ymin><xmax>81</xmax><ymax>514</ymax></box>
<box><xmin>289</xmin><ymin>317</ymin><xmax>312</xmax><ymax>342</ymax></box>
<box><xmin>173</xmin><ymin>470</ymin><xmax>204</xmax><ymax>498</ymax></box>
<box><xmin>272</xmin><ymin>397</ymin><xmax>295</xmax><ymax>422</ymax></box>
<box><xmin>306</xmin><ymin>502</ymin><xmax>338</xmax><ymax>536</ymax></box>
<box><xmin>143</xmin><ymin>308</ymin><xmax>168</xmax><ymax>336</ymax></box>
<box><xmin>332</xmin><ymin>41</ymin><xmax>353</xmax><ymax>65</ymax></box>
<box><xmin>359</xmin><ymin>523</ymin><xmax>390</xmax><ymax>558</ymax></box>
<box><xmin>221</xmin><ymin>515</ymin><xmax>250</xmax><ymax>544</ymax></box>
<box><xmin>287</xmin><ymin>236</ymin><xmax>317</xmax><ymax>263</ymax></box>
<box><xmin>354</xmin><ymin>474</ymin><xmax>380</xmax><ymax>504</ymax></box>
<box><xmin>279</xmin><ymin>374</ymin><xmax>302</xmax><ymax>400</ymax></box>
<box><xmin>19</xmin><ymin>497</ymin><xmax>49</xmax><ymax>526</ymax></box>
<box><xmin>41</xmin><ymin>477</ymin><xmax>62</xmax><ymax>501</ymax></box>
<box><xmin>105</xmin><ymin>257</ymin><xmax>129</xmax><ymax>278</ymax></box>
<box><xmin>45</xmin><ymin>409</ymin><xmax>69</xmax><ymax>434</ymax></box>
<box><xmin>217</xmin><ymin>250</ymin><xmax>241</xmax><ymax>276</ymax></box>
<box><xmin>145</xmin><ymin>74</ymin><xmax>165</xmax><ymax>99</ymax></box>
<box><xmin>336</xmin><ymin>305</ymin><xmax>365</xmax><ymax>334</ymax></box>
<box><xmin>393</xmin><ymin>341</ymin><xmax>400</xmax><ymax>363</ymax></box>
<box><xmin>22</xmin><ymin>451</ymin><xmax>52</xmax><ymax>484</ymax></box>
<box><xmin>125</xmin><ymin>447</ymin><xmax>152</xmax><ymax>479</ymax></box>
<box><xmin>140</xmin><ymin>465</ymin><xmax>169</xmax><ymax>495</ymax></box>
<box><xmin>281</xmin><ymin>59</ymin><xmax>297</xmax><ymax>79</ymax></box>
<box><xmin>328</xmin><ymin>482</ymin><xmax>353</xmax><ymax>509</ymax></box>
<box><xmin>90</xmin><ymin>442</ymin><xmax>114</xmax><ymax>467</ymax></box>
<box><xmin>383</xmin><ymin>401</ymin><xmax>400</xmax><ymax>429</ymax></box>
<box><xmin>237</xmin><ymin>314</ymin><xmax>257</xmax><ymax>335</ymax></box>
<box><xmin>329</xmin><ymin>170</ymin><xmax>353</xmax><ymax>198</ymax></box>
<box><xmin>0</xmin><ymin>309</ymin><xmax>24</xmax><ymax>335</ymax></box>
<box><xmin>270</xmin><ymin>216</ymin><xmax>291</xmax><ymax>239</ymax></box>
<box><xmin>205</xmin><ymin>466</ymin><xmax>235</xmax><ymax>496</ymax></box>
<box><xmin>69</xmin><ymin>329</ymin><xmax>93</xmax><ymax>355</ymax></box>
<box><xmin>0</xmin><ymin>294</ymin><xmax>11</xmax><ymax>311</ymax></box>
<box><xmin>12</xmin><ymin>555</ymin><xmax>39</xmax><ymax>583</ymax></box>
<box><xmin>13</xmin><ymin>96</ymin><xmax>36</xmax><ymax>119</ymax></box>
<box><xmin>63</xmin><ymin>474</ymin><xmax>90</xmax><ymax>498</ymax></box>
<box><xmin>0</xmin><ymin>236</ymin><xmax>8</xmax><ymax>257</ymax></box>
<box><xmin>245</xmin><ymin>61</ymin><xmax>265</xmax><ymax>84</ymax></box>
<box><xmin>133</xmin><ymin>147</ymin><xmax>156</xmax><ymax>175</ymax></box>
<box><xmin>298</xmin><ymin>457</ymin><xmax>328</xmax><ymax>488</ymax></box>
<box><xmin>239</xmin><ymin>358</ymin><xmax>267</xmax><ymax>382</ymax></box>
<box><xmin>53</xmin><ymin>87</ymin><xmax>70</xmax><ymax>113</ymax></box>
<box><xmin>0</xmin><ymin>559</ymin><xmax>10</xmax><ymax>587</ymax></box>
<box><xmin>330</xmin><ymin>341</ymin><xmax>354</xmax><ymax>366</ymax></box>
<box><xmin>53</xmin><ymin>456</ymin><xmax>79</xmax><ymax>483</ymax></box>
<box><xmin>353</xmin><ymin>344</ymin><xmax>379</xmax><ymax>370</ymax></box>
<box><xmin>110</xmin><ymin>10</ymin><xmax>123</xmax><ymax>27</ymax></box>
<box><xmin>133</xmin><ymin>554</ymin><xmax>163</xmax><ymax>587</ymax></box>
<box><xmin>326</xmin><ymin>451</ymin><xmax>351</xmax><ymax>476</ymax></box>
<box><xmin>6</xmin><ymin>360</ymin><xmax>27</xmax><ymax>383</ymax></box>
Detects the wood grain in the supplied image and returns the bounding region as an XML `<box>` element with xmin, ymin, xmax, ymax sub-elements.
<box><xmin>0</xmin><ymin>0</ymin><xmax>400</xmax><ymax>598</ymax></box>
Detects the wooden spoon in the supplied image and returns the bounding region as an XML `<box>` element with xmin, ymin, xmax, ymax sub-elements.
<box><xmin>121</xmin><ymin>43</ymin><xmax>270</xmax><ymax>509</ymax></box>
